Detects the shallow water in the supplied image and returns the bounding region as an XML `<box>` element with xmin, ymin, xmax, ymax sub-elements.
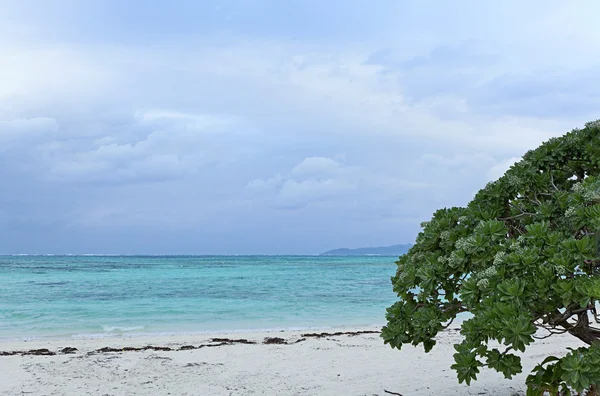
<box><xmin>0</xmin><ymin>255</ymin><xmax>399</xmax><ymax>339</ymax></box>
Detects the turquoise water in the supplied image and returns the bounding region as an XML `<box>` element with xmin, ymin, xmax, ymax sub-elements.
<box><xmin>0</xmin><ymin>255</ymin><xmax>399</xmax><ymax>340</ymax></box>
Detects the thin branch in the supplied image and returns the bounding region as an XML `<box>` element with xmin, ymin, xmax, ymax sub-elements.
<box><xmin>502</xmin><ymin>345</ymin><xmax>514</xmax><ymax>354</ymax></box>
<box><xmin>442</xmin><ymin>317</ymin><xmax>456</xmax><ymax>330</ymax></box>
<box><xmin>500</xmin><ymin>212</ymin><xmax>537</xmax><ymax>221</ymax></box>
<box><xmin>533</xmin><ymin>333</ymin><xmax>555</xmax><ymax>340</ymax></box>
<box><xmin>533</xmin><ymin>326</ymin><xmax>568</xmax><ymax>339</ymax></box>
<box><xmin>384</xmin><ymin>390</ymin><xmax>404</xmax><ymax>396</ymax></box>
<box><xmin>442</xmin><ymin>304</ymin><xmax>467</xmax><ymax>314</ymax></box>
<box><xmin>509</xmin><ymin>202</ymin><xmax>531</xmax><ymax>214</ymax></box>
<box><xmin>550</xmin><ymin>172</ymin><xmax>559</xmax><ymax>191</ymax></box>
<box><xmin>530</xmin><ymin>192</ymin><xmax>543</xmax><ymax>205</ymax></box>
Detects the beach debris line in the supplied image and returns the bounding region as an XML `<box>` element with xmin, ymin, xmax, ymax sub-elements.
<box><xmin>263</xmin><ymin>337</ymin><xmax>286</xmax><ymax>344</ymax></box>
<box><xmin>0</xmin><ymin>330</ymin><xmax>380</xmax><ymax>357</ymax></box>
<box><xmin>89</xmin><ymin>338</ymin><xmax>257</xmax><ymax>354</ymax></box>
<box><xmin>95</xmin><ymin>346</ymin><xmax>173</xmax><ymax>353</ymax></box>
<box><xmin>210</xmin><ymin>338</ymin><xmax>255</xmax><ymax>345</ymax></box>
<box><xmin>262</xmin><ymin>337</ymin><xmax>306</xmax><ymax>344</ymax></box>
<box><xmin>300</xmin><ymin>330</ymin><xmax>380</xmax><ymax>338</ymax></box>
<box><xmin>0</xmin><ymin>348</ymin><xmax>57</xmax><ymax>356</ymax></box>
<box><xmin>0</xmin><ymin>339</ymin><xmax>257</xmax><ymax>357</ymax></box>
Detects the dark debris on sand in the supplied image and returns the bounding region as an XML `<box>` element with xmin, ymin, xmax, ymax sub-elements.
<box><xmin>263</xmin><ymin>337</ymin><xmax>286</xmax><ymax>344</ymax></box>
<box><xmin>0</xmin><ymin>348</ymin><xmax>57</xmax><ymax>356</ymax></box>
<box><xmin>210</xmin><ymin>338</ymin><xmax>255</xmax><ymax>345</ymax></box>
<box><xmin>300</xmin><ymin>330</ymin><xmax>380</xmax><ymax>338</ymax></box>
<box><xmin>89</xmin><ymin>339</ymin><xmax>257</xmax><ymax>354</ymax></box>
<box><xmin>0</xmin><ymin>330</ymin><xmax>379</xmax><ymax>357</ymax></box>
<box><xmin>263</xmin><ymin>337</ymin><xmax>307</xmax><ymax>345</ymax></box>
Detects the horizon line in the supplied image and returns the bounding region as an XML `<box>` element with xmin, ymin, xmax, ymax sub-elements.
<box><xmin>0</xmin><ymin>253</ymin><xmax>404</xmax><ymax>257</ymax></box>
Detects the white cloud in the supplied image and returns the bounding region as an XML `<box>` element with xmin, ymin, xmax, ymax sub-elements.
<box><xmin>247</xmin><ymin>157</ymin><xmax>354</xmax><ymax>208</ymax></box>
<box><xmin>277</xmin><ymin>178</ymin><xmax>357</xmax><ymax>209</ymax></box>
<box><xmin>25</xmin><ymin>110</ymin><xmax>253</xmax><ymax>183</ymax></box>
<box><xmin>246</xmin><ymin>173</ymin><xmax>283</xmax><ymax>191</ymax></box>
<box><xmin>248</xmin><ymin>156</ymin><xmax>432</xmax><ymax>210</ymax></box>
<box><xmin>289</xmin><ymin>156</ymin><xmax>345</xmax><ymax>179</ymax></box>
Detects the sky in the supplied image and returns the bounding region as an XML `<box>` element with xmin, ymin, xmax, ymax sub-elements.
<box><xmin>1</xmin><ymin>1</ymin><xmax>599</xmax><ymax>254</ymax></box>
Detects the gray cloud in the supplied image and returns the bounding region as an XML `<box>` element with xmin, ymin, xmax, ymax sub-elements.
<box><xmin>469</xmin><ymin>68</ymin><xmax>600</xmax><ymax>119</ymax></box>
<box><xmin>0</xmin><ymin>1</ymin><xmax>598</xmax><ymax>253</ymax></box>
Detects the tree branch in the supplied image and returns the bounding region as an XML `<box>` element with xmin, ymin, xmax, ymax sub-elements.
<box><xmin>550</xmin><ymin>172</ymin><xmax>559</xmax><ymax>191</ymax></box>
<box><xmin>500</xmin><ymin>212</ymin><xmax>537</xmax><ymax>221</ymax></box>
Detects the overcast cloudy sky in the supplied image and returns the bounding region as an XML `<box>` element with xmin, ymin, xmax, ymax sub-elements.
<box><xmin>1</xmin><ymin>1</ymin><xmax>599</xmax><ymax>254</ymax></box>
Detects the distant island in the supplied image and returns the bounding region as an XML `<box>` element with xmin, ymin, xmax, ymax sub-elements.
<box><xmin>320</xmin><ymin>244</ymin><xmax>412</xmax><ymax>256</ymax></box>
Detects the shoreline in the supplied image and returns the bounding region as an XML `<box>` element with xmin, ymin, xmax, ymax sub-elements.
<box><xmin>0</xmin><ymin>324</ymin><xmax>586</xmax><ymax>396</ymax></box>
<box><xmin>0</xmin><ymin>322</ymin><xmax>387</xmax><ymax>343</ymax></box>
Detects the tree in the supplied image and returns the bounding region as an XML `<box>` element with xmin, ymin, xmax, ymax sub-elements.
<box><xmin>382</xmin><ymin>121</ymin><xmax>600</xmax><ymax>395</ymax></box>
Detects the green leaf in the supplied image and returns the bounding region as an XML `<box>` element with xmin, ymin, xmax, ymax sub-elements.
<box><xmin>451</xmin><ymin>349</ymin><xmax>482</xmax><ymax>385</ymax></box>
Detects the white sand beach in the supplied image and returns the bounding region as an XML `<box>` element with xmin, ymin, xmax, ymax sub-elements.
<box><xmin>0</xmin><ymin>326</ymin><xmax>584</xmax><ymax>396</ymax></box>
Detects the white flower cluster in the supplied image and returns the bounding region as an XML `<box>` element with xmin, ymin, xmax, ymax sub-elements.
<box><xmin>437</xmin><ymin>252</ymin><xmax>465</xmax><ymax>269</ymax></box>
<box><xmin>506</xmin><ymin>239</ymin><xmax>528</xmax><ymax>257</ymax></box>
<box><xmin>476</xmin><ymin>278</ymin><xmax>490</xmax><ymax>289</ymax></box>
<box><xmin>565</xmin><ymin>134</ymin><xmax>578</xmax><ymax>144</ymax></box>
<box><xmin>506</xmin><ymin>174</ymin><xmax>522</xmax><ymax>187</ymax></box>
<box><xmin>440</xmin><ymin>230</ymin><xmax>451</xmax><ymax>241</ymax></box>
<box><xmin>474</xmin><ymin>265</ymin><xmax>498</xmax><ymax>289</ymax></box>
<box><xmin>396</xmin><ymin>268</ymin><xmax>412</xmax><ymax>282</ymax></box>
<box><xmin>565</xmin><ymin>207</ymin><xmax>577</xmax><ymax>217</ymax></box>
<box><xmin>508</xmin><ymin>241</ymin><xmax>521</xmax><ymax>251</ymax></box>
<box><xmin>455</xmin><ymin>237</ymin><xmax>473</xmax><ymax>251</ymax></box>
<box><xmin>572</xmin><ymin>180</ymin><xmax>600</xmax><ymax>202</ymax></box>
<box><xmin>448</xmin><ymin>252</ymin><xmax>464</xmax><ymax>268</ymax></box>
<box><xmin>493</xmin><ymin>251</ymin><xmax>506</xmax><ymax>265</ymax></box>
<box><xmin>513</xmin><ymin>245</ymin><xmax>527</xmax><ymax>257</ymax></box>
<box><xmin>480</xmin><ymin>265</ymin><xmax>498</xmax><ymax>278</ymax></box>
<box><xmin>554</xmin><ymin>265</ymin><xmax>567</xmax><ymax>276</ymax></box>
<box><xmin>585</xmin><ymin>120</ymin><xmax>600</xmax><ymax>128</ymax></box>
<box><xmin>582</xmin><ymin>185</ymin><xmax>600</xmax><ymax>201</ymax></box>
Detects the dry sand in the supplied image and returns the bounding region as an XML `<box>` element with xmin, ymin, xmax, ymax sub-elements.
<box><xmin>0</xmin><ymin>325</ymin><xmax>584</xmax><ymax>396</ymax></box>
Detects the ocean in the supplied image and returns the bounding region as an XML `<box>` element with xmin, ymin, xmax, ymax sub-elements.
<box><xmin>0</xmin><ymin>255</ymin><xmax>399</xmax><ymax>340</ymax></box>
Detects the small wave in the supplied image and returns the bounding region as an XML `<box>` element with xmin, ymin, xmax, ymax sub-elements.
<box><xmin>102</xmin><ymin>325</ymin><xmax>146</xmax><ymax>332</ymax></box>
<box><xmin>36</xmin><ymin>282</ymin><xmax>68</xmax><ymax>286</ymax></box>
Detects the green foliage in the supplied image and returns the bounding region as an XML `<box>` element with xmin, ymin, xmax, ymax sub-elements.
<box><xmin>382</xmin><ymin>121</ymin><xmax>600</xmax><ymax>394</ymax></box>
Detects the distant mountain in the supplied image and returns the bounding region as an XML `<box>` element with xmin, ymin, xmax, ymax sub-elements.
<box><xmin>320</xmin><ymin>244</ymin><xmax>412</xmax><ymax>256</ymax></box>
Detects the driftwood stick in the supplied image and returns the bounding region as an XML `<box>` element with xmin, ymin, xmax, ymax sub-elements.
<box><xmin>384</xmin><ymin>390</ymin><xmax>403</xmax><ymax>396</ymax></box>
